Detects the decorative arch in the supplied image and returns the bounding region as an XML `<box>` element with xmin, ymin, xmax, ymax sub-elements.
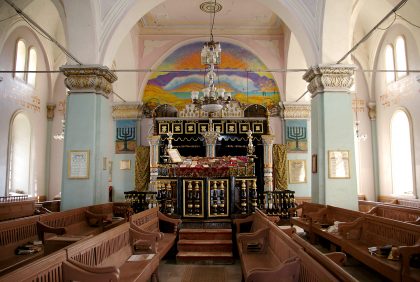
<box><xmin>153</xmin><ymin>104</ymin><xmax>178</xmax><ymax>118</ymax></box>
<box><xmin>244</xmin><ymin>104</ymin><xmax>268</xmax><ymax>118</ymax></box>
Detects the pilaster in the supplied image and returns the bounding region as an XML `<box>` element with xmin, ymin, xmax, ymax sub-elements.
<box><xmin>368</xmin><ymin>102</ymin><xmax>379</xmax><ymax>201</ymax></box>
<box><xmin>262</xmin><ymin>135</ymin><xmax>275</xmax><ymax>192</ymax></box>
<box><xmin>60</xmin><ymin>65</ymin><xmax>117</xmax><ymax>210</ymax></box>
<box><xmin>45</xmin><ymin>104</ymin><xmax>56</xmax><ymax>199</ymax></box>
<box><xmin>148</xmin><ymin>135</ymin><xmax>161</xmax><ymax>192</ymax></box>
<box><xmin>303</xmin><ymin>64</ymin><xmax>358</xmax><ymax>210</ymax></box>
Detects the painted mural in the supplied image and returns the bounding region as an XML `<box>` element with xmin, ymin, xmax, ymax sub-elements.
<box><xmin>142</xmin><ymin>42</ymin><xmax>280</xmax><ymax>114</ymax></box>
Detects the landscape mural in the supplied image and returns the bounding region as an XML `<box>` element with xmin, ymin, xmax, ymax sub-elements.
<box><xmin>142</xmin><ymin>42</ymin><xmax>280</xmax><ymax>114</ymax></box>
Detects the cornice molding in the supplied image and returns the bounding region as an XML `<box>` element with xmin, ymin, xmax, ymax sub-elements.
<box><xmin>283</xmin><ymin>103</ymin><xmax>311</xmax><ymax>119</ymax></box>
<box><xmin>112</xmin><ymin>102</ymin><xmax>142</xmax><ymax>119</ymax></box>
<box><xmin>60</xmin><ymin>65</ymin><xmax>118</xmax><ymax>98</ymax></box>
<box><xmin>303</xmin><ymin>64</ymin><xmax>356</xmax><ymax>97</ymax></box>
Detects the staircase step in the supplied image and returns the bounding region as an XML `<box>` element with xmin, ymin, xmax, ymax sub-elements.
<box><xmin>176</xmin><ymin>251</ymin><xmax>234</xmax><ymax>265</ymax></box>
<box><xmin>177</xmin><ymin>239</ymin><xmax>232</xmax><ymax>252</ymax></box>
<box><xmin>179</xmin><ymin>228</ymin><xmax>232</xmax><ymax>240</ymax></box>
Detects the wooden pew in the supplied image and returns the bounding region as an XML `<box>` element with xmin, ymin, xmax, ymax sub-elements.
<box><xmin>358</xmin><ymin>200</ymin><xmax>382</xmax><ymax>213</ymax></box>
<box><xmin>0</xmin><ymin>215</ymin><xmax>43</xmax><ymax>275</ymax></box>
<box><xmin>291</xmin><ymin>234</ymin><xmax>358</xmax><ymax>282</ymax></box>
<box><xmin>130</xmin><ymin>207</ymin><xmax>181</xmax><ymax>260</ymax></box>
<box><xmin>0</xmin><ymin>249</ymin><xmax>67</xmax><ymax>282</ymax></box>
<box><xmin>236</xmin><ymin>209</ymin><xmax>341</xmax><ymax>282</ymax></box>
<box><xmin>366</xmin><ymin>204</ymin><xmax>420</xmax><ymax>223</ymax></box>
<box><xmin>65</xmin><ymin>222</ymin><xmax>159</xmax><ymax>282</ymax></box>
<box><xmin>338</xmin><ymin>214</ymin><xmax>420</xmax><ymax>282</ymax></box>
<box><xmin>288</xmin><ymin>202</ymin><xmax>326</xmax><ymax>233</ymax></box>
<box><xmin>0</xmin><ymin>199</ymin><xmax>35</xmax><ymax>221</ymax></box>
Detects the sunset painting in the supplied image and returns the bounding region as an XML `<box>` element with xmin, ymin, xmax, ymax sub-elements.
<box><xmin>142</xmin><ymin>42</ymin><xmax>280</xmax><ymax>111</ymax></box>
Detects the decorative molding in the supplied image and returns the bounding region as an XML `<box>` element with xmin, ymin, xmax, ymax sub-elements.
<box><xmin>367</xmin><ymin>102</ymin><xmax>376</xmax><ymax>121</ymax></box>
<box><xmin>283</xmin><ymin>103</ymin><xmax>311</xmax><ymax>119</ymax></box>
<box><xmin>261</xmin><ymin>135</ymin><xmax>275</xmax><ymax>146</ymax></box>
<box><xmin>60</xmin><ymin>65</ymin><xmax>118</xmax><ymax>98</ymax></box>
<box><xmin>303</xmin><ymin>64</ymin><xmax>356</xmax><ymax>97</ymax></box>
<box><xmin>112</xmin><ymin>102</ymin><xmax>142</xmax><ymax>119</ymax></box>
<box><xmin>46</xmin><ymin>104</ymin><xmax>56</xmax><ymax>120</ymax></box>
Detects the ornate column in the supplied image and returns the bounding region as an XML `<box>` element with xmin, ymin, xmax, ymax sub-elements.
<box><xmin>44</xmin><ymin>104</ymin><xmax>56</xmax><ymax>199</ymax></box>
<box><xmin>203</xmin><ymin>130</ymin><xmax>219</xmax><ymax>157</ymax></box>
<box><xmin>368</xmin><ymin>102</ymin><xmax>379</xmax><ymax>201</ymax></box>
<box><xmin>262</xmin><ymin>134</ymin><xmax>275</xmax><ymax>210</ymax></box>
<box><xmin>60</xmin><ymin>65</ymin><xmax>117</xmax><ymax>210</ymax></box>
<box><xmin>147</xmin><ymin>135</ymin><xmax>160</xmax><ymax>192</ymax></box>
<box><xmin>303</xmin><ymin>64</ymin><xmax>358</xmax><ymax>210</ymax></box>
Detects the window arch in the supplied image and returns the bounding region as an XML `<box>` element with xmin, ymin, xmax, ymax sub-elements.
<box><xmin>395</xmin><ymin>36</ymin><xmax>407</xmax><ymax>79</ymax></box>
<box><xmin>7</xmin><ymin>112</ymin><xmax>32</xmax><ymax>195</ymax></box>
<box><xmin>27</xmin><ymin>47</ymin><xmax>37</xmax><ymax>86</ymax></box>
<box><xmin>15</xmin><ymin>40</ymin><xmax>26</xmax><ymax>80</ymax></box>
<box><xmin>385</xmin><ymin>44</ymin><xmax>395</xmax><ymax>83</ymax></box>
<box><xmin>390</xmin><ymin>109</ymin><xmax>415</xmax><ymax>196</ymax></box>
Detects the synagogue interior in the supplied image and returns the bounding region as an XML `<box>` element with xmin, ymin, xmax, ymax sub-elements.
<box><xmin>0</xmin><ymin>0</ymin><xmax>420</xmax><ymax>281</ymax></box>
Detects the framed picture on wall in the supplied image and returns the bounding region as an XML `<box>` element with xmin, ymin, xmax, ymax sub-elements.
<box><xmin>328</xmin><ymin>150</ymin><xmax>350</xmax><ymax>179</ymax></box>
<box><xmin>68</xmin><ymin>150</ymin><xmax>90</xmax><ymax>179</ymax></box>
<box><xmin>288</xmin><ymin>160</ymin><xmax>307</xmax><ymax>184</ymax></box>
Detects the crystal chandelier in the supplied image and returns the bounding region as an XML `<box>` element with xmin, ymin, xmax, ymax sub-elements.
<box><xmin>191</xmin><ymin>1</ymin><xmax>231</xmax><ymax>113</ymax></box>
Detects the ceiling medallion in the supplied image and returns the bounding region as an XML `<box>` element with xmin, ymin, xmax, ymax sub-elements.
<box><xmin>200</xmin><ymin>1</ymin><xmax>222</xmax><ymax>14</ymax></box>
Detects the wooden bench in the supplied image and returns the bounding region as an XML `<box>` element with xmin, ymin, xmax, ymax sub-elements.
<box><xmin>65</xmin><ymin>222</ymin><xmax>160</xmax><ymax>282</ymax></box>
<box><xmin>358</xmin><ymin>200</ymin><xmax>382</xmax><ymax>213</ymax></box>
<box><xmin>338</xmin><ymin>214</ymin><xmax>420</xmax><ymax>282</ymax></box>
<box><xmin>0</xmin><ymin>215</ymin><xmax>43</xmax><ymax>275</ymax></box>
<box><xmin>291</xmin><ymin>234</ymin><xmax>358</xmax><ymax>282</ymax></box>
<box><xmin>366</xmin><ymin>204</ymin><xmax>420</xmax><ymax>224</ymax></box>
<box><xmin>288</xmin><ymin>202</ymin><xmax>326</xmax><ymax>233</ymax></box>
<box><xmin>236</xmin><ymin>209</ymin><xmax>341</xmax><ymax>282</ymax></box>
<box><xmin>0</xmin><ymin>199</ymin><xmax>35</xmax><ymax>221</ymax></box>
<box><xmin>130</xmin><ymin>207</ymin><xmax>181</xmax><ymax>260</ymax></box>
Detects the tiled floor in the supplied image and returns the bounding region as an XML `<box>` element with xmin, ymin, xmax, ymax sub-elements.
<box><xmin>157</xmin><ymin>259</ymin><xmax>243</xmax><ymax>282</ymax></box>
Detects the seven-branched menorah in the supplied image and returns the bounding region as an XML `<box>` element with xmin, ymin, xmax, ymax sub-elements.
<box><xmin>287</xmin><ymin>126</ymin><xmax>306</xmax><ymax>150</ymax></box>
<box><xmin>116</xmin><ymin>127</ymin><xmax>135</xmax><ymax>151</ymax></box>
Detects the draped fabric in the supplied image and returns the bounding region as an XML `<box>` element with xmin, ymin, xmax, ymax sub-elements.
<box><xmin>273</xmin><ymin>144</ymin><xmax>288</xmax><ymax>190</ymax></box>
<box><xmin>135</xmin><ymin>146</ymin><xmax>150</xmax><ymax>191</ymax></box>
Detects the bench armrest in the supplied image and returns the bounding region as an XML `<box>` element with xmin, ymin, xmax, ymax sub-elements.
<box><xmin>129</xmin><ymin>227</ymin><xmax>157</xmax><ymax>253</ymax></box>
<box><xmin>233</xmin><ymin>215</ymin><xmax>254</xmax><ymax>233</ymax></box>
<box><xmin>338</xmin><ymin>217</ymin><xmax>364</xmax><ymax>239</ymax></box>
<box><xmin>247</xmin><ymin>257</ymin><xmax>300</xmax><ymax>282</ymax></box>
<box><xmin>62</xmin><ymin>259</ymin><xmax>119</xmax><ymax>282</ymax></box>
<box><xmin>36</xmin><ymin>221</ymin><xmax>66</xmax><ymax>243</ymax></box>
<box><xmin>130</xmin><ymin>222</ymin><xmax>164</xmax><ymax>241</ymax></box>
<box><xmin>306</xmin><ymin>207</ymin><xmax>328</xmax><ymax>223</ymax></box>
<box><xmin>365</xmin><ymin>206</ymin><xmax>378</xmax><ymax>215</ymax></box>
<box><xmin>325</xmin><ymin>252</ymin><xmax>347</xmax><ymax>266</ymax></box>
<box><xmin>238</xmin><ymin>227</ymin><xmax>269</xmax><ymax>254</ymax></box>
<box><xmin>85</xmin><ymin>210</ymin><xmax>112</xmax><ymax>227</ymax></box>
<box><xmin>399</xmin><ymin>244</ymin><xmax>420</xmax><ymax>277</ymax></box>
<box><xmin>158</xmin><ymin>211</ymin><xmax>181</xmax><ymax>233</ymax></box>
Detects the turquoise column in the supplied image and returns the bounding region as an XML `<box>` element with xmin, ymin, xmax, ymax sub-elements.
<box><xmin>303</xmin><ymin>65</ymin><xmax>358</xmax><ymax>210</ymax></box>
<box><xmin>368</xmin><ymin>102</ymin><xmax>380</xmax><ymax>201</ymax></box>
<box><xmin>60</xmin><ymin>65</ymin><xmax>117</xmax><ymax>210</ymax></box>
<box><xmin>44</xmin><ymin>104</ymin><xmax>56</xmax><ymax>199</ymax></box>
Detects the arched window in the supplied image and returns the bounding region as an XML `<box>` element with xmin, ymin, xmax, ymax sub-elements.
<box><xmin>385</xmin><ymin>44</ymin><xmax>395</xmax><ymax>83</ymax></box>
<box><xmin>390</xmin><ymin>110</ymin><xmax>414</xmax><ymax>196</ymax></box>
<box><xmin>395</xmin><ymin>36</ymin><xmax>407</xmax><ymax>79</ymax></box>
<box><xmin>15</xmin><ymin>40</ymin><xmax>26</xmax><ymax>80</ymax></box>
<box><xmin>7</xmin><ymin>112</ymin><xmax>32</xmax><ymax>195</ymax></box>
<box><xmin>27</xmin><ymin>47</ymin><xmax>37</xmax><ymax>86</ymax></box>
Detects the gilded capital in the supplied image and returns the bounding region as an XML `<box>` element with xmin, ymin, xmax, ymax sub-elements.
<box><xmin>147</xmin><ymin>135</ymin><xmax>160</xmax><ymax>146</ymax></box>
<box><xmin>262</xmin><ymin>135</ymin><xmax>275</xmax><ymax>146</ymax></box>
<box><xmin>203</xmin><ymin>131</ymin><xmax>220</xmax><ymax>145</ymax></box>
<box><xmin>303</xmin><ymin>64</ymin><xmax>356</xmax><ymax>97</ymax></box>
<box><xmin>368</xmin><ymin>102</ymin><xmax>376</xmax><ymax>120</ymax></box>
<box><xmin>112</xmin><ymin>102</ymin><xmax>142</xmax><ymax>119</ymax></box>
<box><xmin>46</xmin><ymin>104</ymin><xmax>56</xmax><ymax>120</ymax></box>
<box><xmin>60</xmin><ymin>65</ymin><xmax>118</xmax><ymax>98</ymax></box>
<box><xmin>283</xmin><ymin>103</ymin><xmax>311</xmax><ymax>119</ymax></box>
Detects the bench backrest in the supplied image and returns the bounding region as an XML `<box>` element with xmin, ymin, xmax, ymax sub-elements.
<box><xmin>325</xmin><ymin>205</ymin><xmax>362</xmax><ymax>223</ymax></box>
<box><xmin>395</xmin><ymin>198</ymin><xmax>420</xmax><ymax>209</ymax></box>
<box><xmin>301</xmin><ymin>202</ymin><xmax>326</xmax><ymax>217</ymax></box>
<box><xmin>360</xmin><ymin>215</ymin><xmax>420</xmax><ymax>246</ymax></box>
<box><xmin>0</xmin><ymin>199</ymin><xmax>35</xmax><ymax>221</ymax></box>
<box><xmin>358</xmin><ymin>200</ymin><xmax>381</xmax><ymax>213</ymax></box>
<box><xmin>130</xmin><ymin>207</ymin><xmax>160</xmax><ymax>233</ymax></box>
<box><xmin>39</xmin><ymin>207</ymin><xmax>87</xmax><ymax>228</ymax></box>
<box><xmin>66</xmin><ymin>222</ymin><xmax>131</xmax><ymax>268</ymax></box>
<box><xmin>372</xmin><ymin>205</ymin><xmax>420</xmax><ymax>222</ymax></box>
<box><xmin>0</xmin><ymin>249</ymin><xmax>67</xmax><ymax>282</ymax></box>
<box><xmin>0</xmin><ymin>215</ymin><xmax>40</xmax><ymax>258</ymax></box>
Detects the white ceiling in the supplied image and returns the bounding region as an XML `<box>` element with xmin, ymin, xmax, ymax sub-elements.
<box><xmin>138</xmin><ymin>0</ymin><xmax>285</xmax><ymax>35</ymax></box>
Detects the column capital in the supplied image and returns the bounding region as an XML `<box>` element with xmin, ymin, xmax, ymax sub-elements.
<box><xmin>368</xmin><ymin>102</ymin><xmax>376</xmax><ymax>121</ymax></box>
<box><xmin>283</xmin><ymin>102</ymin><xmax>311</xmax><ymax>119</ymax></box>
<box><xmin>303</xmin><ymin>64</ymin><xmax>356</xmax><ymax>97</ymax></box>
<box><xmin>262</xmin><ymin>135</ymin><xmax>275</xmax><ymax>145</ymax></box>
<box><xmin>46</xmin><ymin>103</ymin><xmax>56</xmax><ymax>120</ymax></box>
<box><xmin>147</xmin><ymin>135</ymin><xmax>160</xmax><ymax>146</ymax></box>
<box><xmin>112</xmin><ymin>102</ymin><xmax>142</xmax><ymax>119</ymax></box>
<box><xmin>60</xmin><ymin>65</ymin><xmax>117</xmax><ymax>98</ymax></box>
<box><xmin>203</xmin><ymin>131</ymin><xmax>219</xmax><ymax>145</ymax></box>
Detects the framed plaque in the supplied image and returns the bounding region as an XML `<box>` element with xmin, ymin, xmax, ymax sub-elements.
<box><xmin>120</xmin><ymin>160</ymin><xmax>131</xmax><ymax>170</ymax></box>
<box><xmin>68</xmin><ymin>150</ymin><xmax>90</xmax><ymax>179</ymax></box>
<box><xmin>239</xmin><ymin>123</ymin><xmax>250</xmax><ymax>134</ymax></box>
<box><xmin>288</xmin><ymin>160</ymin><xmax>307</xmax><ymax>184</ymax></box>
<box><xmin>328</xmin><ymin>150</ymin><xmax>350</xmax><ymax>179</ymax></box>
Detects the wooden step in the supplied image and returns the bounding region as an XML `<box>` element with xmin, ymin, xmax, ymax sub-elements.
<box><xmin>177</xmin><ymin>239</ymin><xmax>232</xmax><ymax>252</ymax></box>
<box><xmin>179</xmin><ymin>228</ymin><xmax>232</xmax><ymax>240</ymax></box>
<box><xmin>176</xmin><ymin>251</ymin><xmax>234</xmax><ymax>264</ymax></box>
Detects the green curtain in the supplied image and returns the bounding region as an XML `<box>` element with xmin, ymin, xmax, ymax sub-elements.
<box><xmin>135</xmin><ymin>146</ymin><xmax>150</xmax><ymax>191</ymax></box>
<box><xmin>273</xmin><ymin>144</ymin><xmax>288</xmax><ymax>190</ymax></box>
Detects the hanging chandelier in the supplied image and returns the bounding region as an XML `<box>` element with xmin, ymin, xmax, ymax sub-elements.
<box><xmin>191</xmin><ymin>1</ymin><xmax>231</xmax><ymax>114</ymax></box>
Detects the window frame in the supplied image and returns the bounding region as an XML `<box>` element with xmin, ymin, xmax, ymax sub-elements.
<box><xmin>394</xmin><ymin>35</ymin><xmax>408</xmax><ymax>80</ymax></box>
<box><xmin>27</xmin><ymin>46</ymin><xmax>37</xmax><ymax>86</ymax></box>
<box><xmin>14</xmin><ymin>39</ymin><xmax>27</xmax><ymax>81</ymax></box>
<box><xmin>385</xmin><ymin>43</ymin><xmax>396</xmax><ymax>84</ymax></box>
